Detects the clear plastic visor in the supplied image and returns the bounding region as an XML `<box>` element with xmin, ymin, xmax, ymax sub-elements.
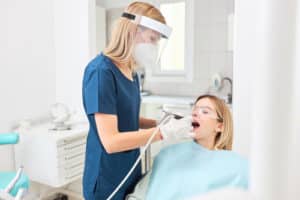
<box><xmin>137</xmin><ymin>26</ymin><xmax>169</xmax><ymax>64</ymax></box>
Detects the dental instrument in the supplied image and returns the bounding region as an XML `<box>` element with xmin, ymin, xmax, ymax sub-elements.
<box><xmin>161</xmin><ymin>110</ymin><xmax>184</xmax><ymax>120</ymax></box>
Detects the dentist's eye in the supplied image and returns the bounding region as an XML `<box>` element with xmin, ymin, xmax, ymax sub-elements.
<box><xmin>150</xmin><ymin>36</ymin><xmax>159</xmax><ymax>44</ymax></box>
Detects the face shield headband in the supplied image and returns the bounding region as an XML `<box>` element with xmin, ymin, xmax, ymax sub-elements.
<box><xmin>121</xmin><ymin>12</ymin><xmax>172</xmax><ymax>39</ymax></box>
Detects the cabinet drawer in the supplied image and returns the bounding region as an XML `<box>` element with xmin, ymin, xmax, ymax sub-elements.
<box><xmin>59</xmin><ymin>163</ymin><xmax>84</xmax><ymax>181</ymax></box>
<box><xmin>57</xmin><ymin>143</ymin><xmax>86</xmax><ymax>158</ymax></box>
<box><xmin>57</xmin><ymin>136</ymin><xmax>87</xmax><ymax>149</ymax></box>
<box><xmin>57</xmin><ymin>153</ymin><xmax>85</xmax><ymax>167</ymax></box>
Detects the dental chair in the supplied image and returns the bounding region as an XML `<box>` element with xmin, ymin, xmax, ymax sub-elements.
<box><xmin>0</xmin><ymin>133</ymin><xmax>29</xmax><ymax>200</ymax></box>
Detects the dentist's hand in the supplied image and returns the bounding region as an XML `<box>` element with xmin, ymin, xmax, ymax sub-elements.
<box><xmin>159</xmin><ymin>116</ymin><xmax>193</xmax><ymax>141</ymax></box>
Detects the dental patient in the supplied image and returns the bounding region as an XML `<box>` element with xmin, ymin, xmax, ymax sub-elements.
<box><xmin>127</xmin><ymin>95</ymin><xmax>248</xmax><ymax>200</ymax></box>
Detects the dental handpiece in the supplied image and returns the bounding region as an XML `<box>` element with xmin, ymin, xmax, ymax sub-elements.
<box><xmin>162</xmin><ymin>109</ymin><xmax>184</xmax><ymax>119</ymax></box>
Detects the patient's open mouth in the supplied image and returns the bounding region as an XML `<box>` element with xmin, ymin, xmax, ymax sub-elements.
<box><xmin>192</xmin><ymin>122</ymin><xmax>200</xmax><ymax>128</ymax></box>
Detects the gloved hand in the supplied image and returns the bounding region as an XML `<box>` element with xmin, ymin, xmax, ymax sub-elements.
<box><xmin>159</xmin><ymin>116</ymin><xmax>193</xmax><ymax>141</ymax></box>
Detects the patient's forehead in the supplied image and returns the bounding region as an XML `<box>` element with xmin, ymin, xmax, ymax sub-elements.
<box><xmin>196</xmin><ymin>98</ymin><xmax>216</xmax><ymax>110</ymax></box>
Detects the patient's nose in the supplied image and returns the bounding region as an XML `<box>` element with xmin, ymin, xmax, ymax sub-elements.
<box><xmin>192</xmin><ymin>110</ymin><xmax>198</xmax><ymax>118</ymax></box>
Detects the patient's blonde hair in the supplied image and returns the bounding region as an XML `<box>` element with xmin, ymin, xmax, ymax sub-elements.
<box><xmin>103</xmin><ymin>1</ymin><xmax>166</xmax><ymax>70</ymax></box>
<box><xmin>195</xmin><ymin>95</ymin><xmax>233</xmax><ymax>150</ymax></box>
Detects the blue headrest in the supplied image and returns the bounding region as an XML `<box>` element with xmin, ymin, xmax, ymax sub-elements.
<box><xmin>0</xmin><ymin>133</ymin><xmax>19</xmax><ymax>145</ymax></box>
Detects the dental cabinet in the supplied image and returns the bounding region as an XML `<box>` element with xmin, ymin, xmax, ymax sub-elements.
<box><xmin>14</xmin><ymin>123</ymin><xmax>88</xmax><ymax>187</ymax></box>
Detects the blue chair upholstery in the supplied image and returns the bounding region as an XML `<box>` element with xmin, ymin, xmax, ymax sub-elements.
<box><xmin>0</xmin><ymin>133</ymin><xmax>30</xmax><ymax>197</ymax></box>
<box><xmin>0</xmin><ymin>133</ymin><xmax>19</xmax><ymax>145</ymax></box>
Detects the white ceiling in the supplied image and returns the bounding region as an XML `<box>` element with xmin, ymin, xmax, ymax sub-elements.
<box><xmin>96</xmin><ymin>0</ymin><xmax>184</xmax><ymax>9</ymax></box>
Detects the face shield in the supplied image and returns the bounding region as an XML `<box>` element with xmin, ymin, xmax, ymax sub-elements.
<box><xmin>121</xmin><ymin>12</ymin><xmax>172</xmax><ymax>68</ymax></box>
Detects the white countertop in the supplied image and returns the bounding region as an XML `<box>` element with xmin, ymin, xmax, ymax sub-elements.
<box><xmin>141</xmin><ymin>94</ymin><xmax>233</xmax><ymax>112</ymax></box>
<box><xmin>17</xmin><ymin>122</ymin><xmax>89</xmax><ymax>140</ymax></box>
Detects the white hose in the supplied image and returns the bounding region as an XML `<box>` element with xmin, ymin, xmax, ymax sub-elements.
<box><xmin>5</xmin><ymin>166</ymin><xmax>23</xmax><ymax>193</ymax></box>
<box><xmin>106</xmin><ymin>114</ymin><xmax>172</xmax><ymax>200</ymax></box>
<box><xmin>15</xmin><ymin>189</ymin><xmax>26</xmax><ymax>200</ymax></box>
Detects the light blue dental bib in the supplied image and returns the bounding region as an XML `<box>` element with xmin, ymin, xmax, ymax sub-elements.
<box><xmin>146</xmin><ymin>141</ymin><xmax>248</xmax><ymax>200</ymax></box>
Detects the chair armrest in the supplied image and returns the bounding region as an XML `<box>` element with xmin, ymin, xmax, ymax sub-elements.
<box><xmin>0</xmin><ymin>133</ymin><xmax>19</xmax><ymax>145</ymax></box>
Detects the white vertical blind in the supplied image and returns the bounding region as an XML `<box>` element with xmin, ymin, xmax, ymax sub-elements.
<box><xmin>234</xmin><ymin>0</ymin><xmax>300</xmax><ymax>199</ymax></box>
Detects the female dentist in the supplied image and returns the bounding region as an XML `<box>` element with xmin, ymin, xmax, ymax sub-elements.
<box><xmin>82</xmin><ymin>2</ymin><xmax>192</xmax><ymax>200</ymax></box>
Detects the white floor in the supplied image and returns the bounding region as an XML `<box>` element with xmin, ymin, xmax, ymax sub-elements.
<box><xmin>24</xmin><ymin>180</ymin><xmax>83</xmax><ymax>200</ymax></box>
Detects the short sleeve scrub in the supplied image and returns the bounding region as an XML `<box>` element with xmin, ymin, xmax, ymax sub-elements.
<box><xmin>82</xmin><ymin>53</ymin><xmax>141</xmax><ymax>200</ymax></box>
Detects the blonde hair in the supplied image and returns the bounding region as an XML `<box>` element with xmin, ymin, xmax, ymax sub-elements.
<box><xmin>103</xmin><ymin>1</ymin><xmax>166</xmax><ymax>70</ymax></box>
<box><xmin>195</xmin><ymin>95</ymin><xmax>233</xmax><ymax>150</ymax></box>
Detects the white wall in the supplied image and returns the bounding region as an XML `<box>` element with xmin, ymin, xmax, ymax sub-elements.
<box><xmin>99</xmin><ymin>0</ymin><xmax>160</xmax><ymax>9</ymax></box>
<box><xmin>287</xmin><ymin>4</ymin><xmax>300</xmax><ymax>196</ymax></box>
<box><xmin>54</xmin><ymin>0</ymin><xmax>96</xmax><ymax>117</ymax></box>
<box><xmin>0</xmin><ymin>1</ymin><xmax>96</xmax><ymax>197</ymax></box>
<box><xmin>0</xmin><ymin>0</ymin><xmax>56</xmax><ymax>171</ymax></box>
<box><xmin>96</xmin><ymin>6</ymin><xmax>107</xmax><ymax>53</ymax></box>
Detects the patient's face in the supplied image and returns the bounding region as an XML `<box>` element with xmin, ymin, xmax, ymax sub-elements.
<box><xmin>191</xmin><ymin>98</ymin><xmax>221</xmax><ymax>141</ymax></box>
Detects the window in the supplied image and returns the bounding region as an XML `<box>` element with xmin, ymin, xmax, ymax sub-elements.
<box><xmin>159</xmin><ymin>2</ymin><xmax>185</xmax><ymax>73</ymax></box>
<box><xmin>148</xmin><ymin>0</ymin><xmax>194</xmax><ymax>82</ymax></box>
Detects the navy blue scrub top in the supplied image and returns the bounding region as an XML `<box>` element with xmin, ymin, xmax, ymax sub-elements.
<box><xmin>82</xmin><ymin>53</ymin><xmax>141</xmax><ymax>200</ymax></box>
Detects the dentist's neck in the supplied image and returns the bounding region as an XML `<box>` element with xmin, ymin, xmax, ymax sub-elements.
<box><xmin>113</xmin><ymin>60</ymin><xmax>131</xmax><ymax>71</ymax></box>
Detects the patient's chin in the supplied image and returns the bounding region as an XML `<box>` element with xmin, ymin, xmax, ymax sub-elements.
<box><xmin>192</xmin><ymin>126</ymin><xmax>200</xmax><ymax>133</ymax></box>
<box><xmin>192</xmin><ymin>131</ymin><xmax>202</xmax><ymax>140</ymax></box>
